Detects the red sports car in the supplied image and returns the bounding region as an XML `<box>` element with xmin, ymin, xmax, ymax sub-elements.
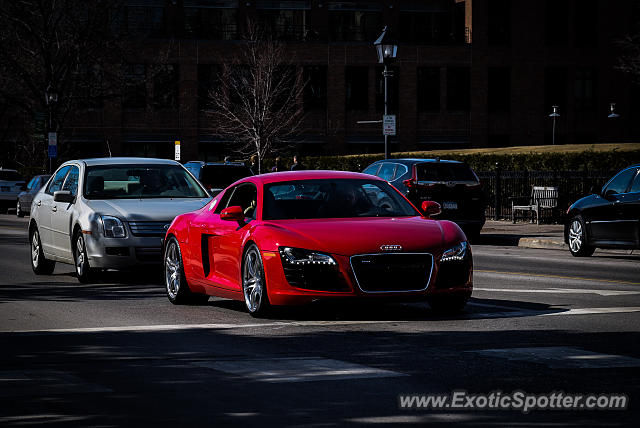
<box><xmin>163</xmin><ymin>170</ymin><xmax>472</xmax><ymax>316</ymax></box>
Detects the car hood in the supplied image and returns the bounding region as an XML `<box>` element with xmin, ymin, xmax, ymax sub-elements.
<box><xmin>85</xmin><ymin>198</ymin><xmax>210</xmax><ymax>222</ymax></box>
<box><xmin>263</xmin><ymin>216</ymin><xmax>445</xmax><ymax>256</ymax></box>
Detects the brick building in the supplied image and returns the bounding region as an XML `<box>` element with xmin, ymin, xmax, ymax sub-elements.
<box><xmin>20</xmin><ymin>0</ymin><xmax>640</xmax><ymax>162</ymax></box>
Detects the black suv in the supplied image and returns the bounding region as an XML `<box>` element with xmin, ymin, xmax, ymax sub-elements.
<box><xmin>184</xmin><ymin>161</ymin><xmax>253</xmax><ymax>196</ymax></box>
<box><xmin>363</xmin><ymin>158</ymin><xmax>486</xmax><ymax>238</ymax></box>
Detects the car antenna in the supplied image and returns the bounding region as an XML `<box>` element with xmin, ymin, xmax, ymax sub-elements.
<box><xmin>106</xmin><ymin>139</ymin><xmax>112</xmax><ymax>157</ymax></box>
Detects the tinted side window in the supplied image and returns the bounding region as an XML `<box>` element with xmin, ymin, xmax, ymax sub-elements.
<box><xmin>605</xmin><ymin>168</ymin><xmax>636</xmax><ymax>194</ymax></box>
<box><xmin>377</xmin><ymin>163</ymin><xmax>396</xmax><ymax>181</ymax></box>
<box><xmin>393</xmin><ymin>164</ymin><xmax>409</xmax><ymax>180</ymax></box>
<box><xmin>62</xmin><ymin>166</ymin><xmax>80</xmax><ymax>196</ymax></box>
<box><xmin>26</xmin><ymin>177</ymin><xmax>37</xmax><ymax>190</ymax></box>
<box><xmin>227</xmin><ymin>184</ymin><xmax>257</xmax><ymax>219</ymax></box>
<box><xmin>46</xmin><ymin>166</ymin><xmax>71</xmax><ymax>195</ymax></box>
<box><xmin>629</xmin><ymin>170</ymin><xmax>640</xmax><ymax>193</ymax></box>
<box><xmin>362</xmin><ymin>164</ymin><xmax>380</xmax><ymax>176</ymax></box>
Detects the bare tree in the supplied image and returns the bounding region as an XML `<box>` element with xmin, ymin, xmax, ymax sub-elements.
<box><xmin>617</xmin><ymin>31</ymin><xmax>640</xmax><ymax>84</ymax></box>
<box><xmin>206</xmin><ymin>25</ymin><xmax>306</xmax><ymax>174</ymax></box>
<box><xmin>0</xmin><ymin>0</ymin><xmax>127</xmax><ymax>169</ymax></box>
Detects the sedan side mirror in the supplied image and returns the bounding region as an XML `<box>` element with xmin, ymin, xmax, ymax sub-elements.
<box><xmin>421</xmin><ymin>201</ymin><xmax>441</xmax><ymax>217</ymax></box>
<box><xmin>53</xmin><ymin>190</ymin><xmax>75</xmax><ymax>204</ymax></box>
<box><xmin>220</xmin><ymin>205</ymin><xmax>245</xmax><ymax>222</ymax></box>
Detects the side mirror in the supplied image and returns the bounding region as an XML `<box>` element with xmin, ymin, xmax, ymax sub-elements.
<box><xmin>603</xmin><ymin>188</ymin><xmax>618</xmax><ymax>199</ymax></box>
<box><xmin>53</xmin><ymin>190</ymin><xmax>75</xmax><ymax>204</ymax></box>
<box><xmin>220</xmin><ymin>205</ymin><xmax>245</xmax><ymax>222</ymax></box>
<box><xmin>421</xmin><ymin>201</ymin><xmax>441</xmax><ymax>217</ymax></box>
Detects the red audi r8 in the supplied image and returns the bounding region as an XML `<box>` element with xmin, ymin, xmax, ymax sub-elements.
<box><xmin>163</xmin><ymin>170</ymin><xmax>472</xmax><ymax>316</ymax></box>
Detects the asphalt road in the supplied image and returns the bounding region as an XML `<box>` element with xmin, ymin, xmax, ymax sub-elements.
<box><xmin>0</xmin><ymin>214</ymin><xmax>639</xmax><ymax>427</ymax></box>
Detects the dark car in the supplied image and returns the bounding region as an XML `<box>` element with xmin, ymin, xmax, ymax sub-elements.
<box><xmin>565</xmin><ymin>164</ymin><xmax>640</xmax><ymax>257</ymax></box>
<box><xmin>16</xmin><ymin>174</ymin><xmax>51</xmax><ymax>217</ymax></box>
<box><xmin>362</xmin><ymin>158</ymin><xmax>486</xmax><ymax>238</ymax></box>
<box><xmin>184</xmin><ymin>161</ymin><xmax>253</xmax><ymax>196</ymax></box>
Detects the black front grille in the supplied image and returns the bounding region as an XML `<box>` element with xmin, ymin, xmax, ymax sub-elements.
<box><xmin>282</xmin><ymin>263</ymin><xmax>349</xmax><ymax>292</ymax></box>
<box><xmin>350</xmin><ymin>253</ymin><xmax>434</xmax><ymax>292</ymax></box>
<box><xmin>129</xmin><ymin>221</ymin><xmax>170</xmax><ymax>237</ymax></box>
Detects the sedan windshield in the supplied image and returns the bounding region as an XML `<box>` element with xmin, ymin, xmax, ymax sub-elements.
<box><xmin>263</xmin><ymin>179</ymin><xmax>419</xmax><ymax>220</ymax></box>
<box><xmin>84</xmin><ymin>164</ymin><xmax>208</xmax><ymax>199</ymax></box>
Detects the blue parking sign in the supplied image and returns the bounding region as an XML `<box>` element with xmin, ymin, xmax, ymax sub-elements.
<box><xmin>48</xmin><ymin>145</ymin><xmax>57</xmax><ymax>158</ymax></box>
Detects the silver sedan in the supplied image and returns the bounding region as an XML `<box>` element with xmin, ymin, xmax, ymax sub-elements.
<box><xmin>29</xmin><ymin>157</ymin><xmax>211</xmax><ymax>282</ymax></box>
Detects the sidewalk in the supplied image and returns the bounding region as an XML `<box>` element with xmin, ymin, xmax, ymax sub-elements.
<box><xmin>477</xmin><ymin>220</ymin><xmax>566</xmax><ymax>249</ymax></box>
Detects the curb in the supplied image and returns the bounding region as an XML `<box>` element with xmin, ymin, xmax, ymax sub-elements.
<box><xmin>517</xmin><ymin>237</ymin><xmax>566</xmax><ymax>250</ymax></box>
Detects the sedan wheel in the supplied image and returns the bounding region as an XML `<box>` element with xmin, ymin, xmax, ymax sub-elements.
<box><xmin>242</xmin><ymin>244</ymin><xmax>270</xmax><ymax>317</ymax></box>
<box><xmin>30</xmin><ymin>227</ymin><xmax>55</xmax><ymax>274</ymax></box>
<box><xmin>74</xmin><ymin>233</ymin><xmax>95</xmax><ymax>282</ymax></box>
<box><xmin>568</xmin><ymin>216</ymin><xmax>595</xmax><ymax>257</ymax></box>
<box><xmin>164</xmin><ymin>237</ymin><xmax>208</xmax><ymax>305</ymax></box>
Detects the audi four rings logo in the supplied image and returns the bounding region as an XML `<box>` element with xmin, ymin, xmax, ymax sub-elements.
<box><xmin>380</xmin><ymin>245</ymin><xmax>402</xmax><ymax>251</ymax></box>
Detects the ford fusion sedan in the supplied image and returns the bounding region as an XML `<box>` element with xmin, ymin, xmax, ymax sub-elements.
<box><xmin>29</xmin><ymin>157</ymin><xmax>210</xmax><ymax>282</ymax></box>
<box><xmin>163</xmin><ymin>170</ymin><xmax>472</xmax><ymax>316</ymax></box>
<box><xmin>565</xmin><ymin>164</ymin><xmax>640</xmax><ymax>256</ymax></box>
<box><xmin>362</xmin><ymin>159</ymin><xmax>486</xmax><ymax>240</ymax></box>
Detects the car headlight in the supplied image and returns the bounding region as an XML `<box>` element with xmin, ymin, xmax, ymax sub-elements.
<box><xmin>102</xmin><ymin>215</ymin><xmax>126</xmax><ymax>238</ymax></box>
<box><xmin>441</xmin><ymin>241</ymin><xmax>468</xmax><ymax>262</ymax></box>
<box><xmin>279</xmin><ymin>247</ymin><xmax>337</xmax><ymax>266</ymax></box>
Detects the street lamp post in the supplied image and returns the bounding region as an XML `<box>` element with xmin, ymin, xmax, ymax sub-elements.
<box><xmin>549</xmin><ymin>105</ymin><xmax>560</xmax><ymax>145</ymax></box>
<box><xmin>45</xmin><ymin>85</ymin><xmax>58</xmax><ymax>173</ymax></box>
<box><xmin>374</xmin><ymin>26</ymin><xmax>397</xmax><ymax>159</ymax></box>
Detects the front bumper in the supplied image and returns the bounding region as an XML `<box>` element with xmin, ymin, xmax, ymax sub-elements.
<box><xmin>261</xmin><ymin>250</ymin><xmax>472</xmax><ymax>306</ymax></box>
<box><xmin>84</xmin><ymin>232</ymin><xmax>165</xmax><ymax>269</ymax></box>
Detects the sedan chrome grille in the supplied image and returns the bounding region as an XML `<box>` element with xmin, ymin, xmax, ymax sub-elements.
<box><xmin>350</xmin><ymin>253</ymin><xmax>434</xmax><ymax>293</ymax></box>
<box><xmin>128</xmin><ymin>221</ymin><xmax>170</xmax><ymax>237</ymax></box>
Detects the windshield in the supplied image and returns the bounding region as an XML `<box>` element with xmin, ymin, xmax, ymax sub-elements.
<box><xmin>84</xmin><ymin>164</ymin><xmax>208</xmax><ymax>199</ymax></box>
<box><xmin>416</xmin><ymin>162</ymin><xmax>478</xmax><ymax>182</ymax></box>
<box><xmin>263</xmin><ymin>179</ymin><xmax>419</xmax><ymax>220</ymax></box>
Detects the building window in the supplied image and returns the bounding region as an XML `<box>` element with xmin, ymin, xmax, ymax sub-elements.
<box><xmin>574</xmin><ymin>67</ymin><xmax>597</xmax><ymax>112</ymax></box>
<box><xmin>417</xmin><ymin>67</ymin><xmax>440</xmax><ymax>111</ymax></box>
<box><xmin>575</xmin><ymin>0</ymin><xmax>598</xmax><ymax>47</ymax></box>
<box><xmin>488</xmin><ymin>67</ymin><xmax>511</xmax><ymax>112</ymax></box>
<box><xmin>375</xmin><ymin>66</ymin><xmax>398</xmax><ymax>113</ymax></box>
<box><xmin>399</xmin><ymin>12</ymin><xmax>451</xmax><ymax>45</ymax></box>
<box><xmin>123</xmin><ymin>64</ymin><xmax>147</xmax><ymax>109</ymax></box>
<box><xmin>184</xmin><ymin>3</ymin><xmax>238</xmax><ymax>40</ymax></box>
<box><xmin>303</xmin><ymin>66</ymin><xmax>327</xmax><ymax>111</ymax></box>
<box><xmin>346</xmin><ymin>66</ymin><xmax>368</xmax><ymax>111</ymax></box>
<box><xmin>152</xmin><ymin>64</ymin><xmax>179</xmax><ymax>110</ymax></box>
<box><xmin>488</xmin><ymin>0</ymin><xmax>510</xmax><ymax>46</ymax></box>
<box><xmin>545</xmin><ymin>0</ymin><xmax>569</xmax><ymax>46</ymax></box>
<box><xmin>125</xmin><ymin>2</ymin><xmax>166</xmax><ymax>37</ymax></box>
<box><xmin>544</xmin><ymin>67</ymin><xmax>567</xmax><ymax>112</ymax></box>
<box><xmin>198</xmin><ymin>64</ymin><xmax>220</xmax><ymax>110</ymax></box>
<box><xmin>256</xmin><ymin>2</ymin><xmax>308</xmax><ymax>41</ymax></box>
<box><xmin>446</xmin><ymin>67</ymin><xmax>470</xmax><ymax>111</ymax></box>
<box><xmin>328</xmin><ymin>2</ymin><xmax>382</xmax><ymax>42</ymax></box>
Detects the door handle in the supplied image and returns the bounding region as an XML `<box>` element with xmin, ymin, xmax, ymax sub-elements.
<box><xmin>52</xmin><ymin>206</ymin><xmax>57</xmax><ymax>212</ymax></box>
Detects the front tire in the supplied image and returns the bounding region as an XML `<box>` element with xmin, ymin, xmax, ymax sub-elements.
<box><xmin>567</xmin><ymin>215</ymin><xmax>595</xmax><ymax>257</ymax></box>
<box><xmin>242</xmin><ymin>243</ymin><xmax>270</xmax><ymax>317</ymax></box>
<box><xmin>30</xmin><ymin>226</ymin><xmax>55</xmax><ymax>274</ymax></box>
<box><xmin>74</xmin><ymin>233</ymin><xmax>96</xmax><ymax>283</ymax></box>
<box><xmin>164</xmin><ymin>237</ymin><xmax>209</xmax><ymax>305</ymax></box>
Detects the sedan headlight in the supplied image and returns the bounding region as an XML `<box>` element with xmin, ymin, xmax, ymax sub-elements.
<box><xmin>279</xmin><ymin>247</ymin><xmax>337</xmax><ymax>266</ymax></box>
<box><xmin>441</xmin><ymin>241</ymin><xmax>468</xmax><ymax>262</ymax></box>
<box><xmin>102</xmin><ymin>215</ymin><xmax>126</xmax><ymax>238</ymax></box>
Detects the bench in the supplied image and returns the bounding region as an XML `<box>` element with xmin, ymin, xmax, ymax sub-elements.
<box><xmin>511</xmin><ymin>186</ymin><xmax>559</xmax><ymax>224</ymax></box>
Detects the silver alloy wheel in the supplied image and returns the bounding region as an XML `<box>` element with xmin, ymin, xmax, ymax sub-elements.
<box><xmin>75</xmin><ymin>235</ymin><xmax>87</xmax><ymax>276</ymax></box>
<box><xmin>568</xmin><ymin>219</ymin><xmax>583</xmax><ymax>253</ymax></box>
<box><xmin>165</xmin><ymin>240</ymin><xmax>181</xmax><ymax>300</ymax></box>
<box><xmin>31</xmin><ymin>230</ymin><xmax>40</xmax><ymax>267</ymax></box>
<box><xmin>243</xmin><ymin>246</ymin><xmax>263</xmax><ymax>313</ymax></box>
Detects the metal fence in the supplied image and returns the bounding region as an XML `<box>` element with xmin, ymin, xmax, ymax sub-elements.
<box><xmin>476</xmin><ymin>170</ymin><xmax>616</xmax><ymax>223</ymax></box>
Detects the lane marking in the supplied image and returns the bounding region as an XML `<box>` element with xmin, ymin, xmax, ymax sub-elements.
<box><xmin>470</xmin><ymin>346</ymin><xmax>640</xmax><ymax>369</ymax></box>
<box><xmin>476</xmin><ymin>269</ymin><xmax>640</xmax><ymax>286</ymax></box>
<box><xmin>474</xmin><ymin>287</ymin><xmax>640</xmax><ymax>296</ymax></box>
<box><xmin>193</xmin><ymin>357</ymin><xmax>405</xmax><ymax>383</ymax></box>
<box><xmin>541</xmin><ymin>307</ymin><xmax>640</xmax><ymax>316</ymax></box>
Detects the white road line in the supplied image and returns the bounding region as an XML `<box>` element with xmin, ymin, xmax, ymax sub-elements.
<box><xmin>474</xmin><ymin>287</ymin><xmax>640</xmax><ymax>296</ymax></box>
<box><xmin>541</xmin><ymin>307</ymin><xmax>640</xmax><ymax>316</ymax></box>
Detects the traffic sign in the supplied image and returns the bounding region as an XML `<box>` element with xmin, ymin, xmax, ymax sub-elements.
<box><xmin>48</xmin><ymin>145</ymin><xmax>57</xmax><ymax>158</ymax></box>
<box><xmin>48</xmin><ymin>132</ymin><xmax>57</xmax><ymax>158</ymax></box>
<box><xmin>383</xmin><ymin>115</ymin><xmax>396</xmax><ymax>136</ymax></box>
<box><xmin>174</xmin><ymin>140</ymin><xmax>181</xmax><ymax>161</ymax></box>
